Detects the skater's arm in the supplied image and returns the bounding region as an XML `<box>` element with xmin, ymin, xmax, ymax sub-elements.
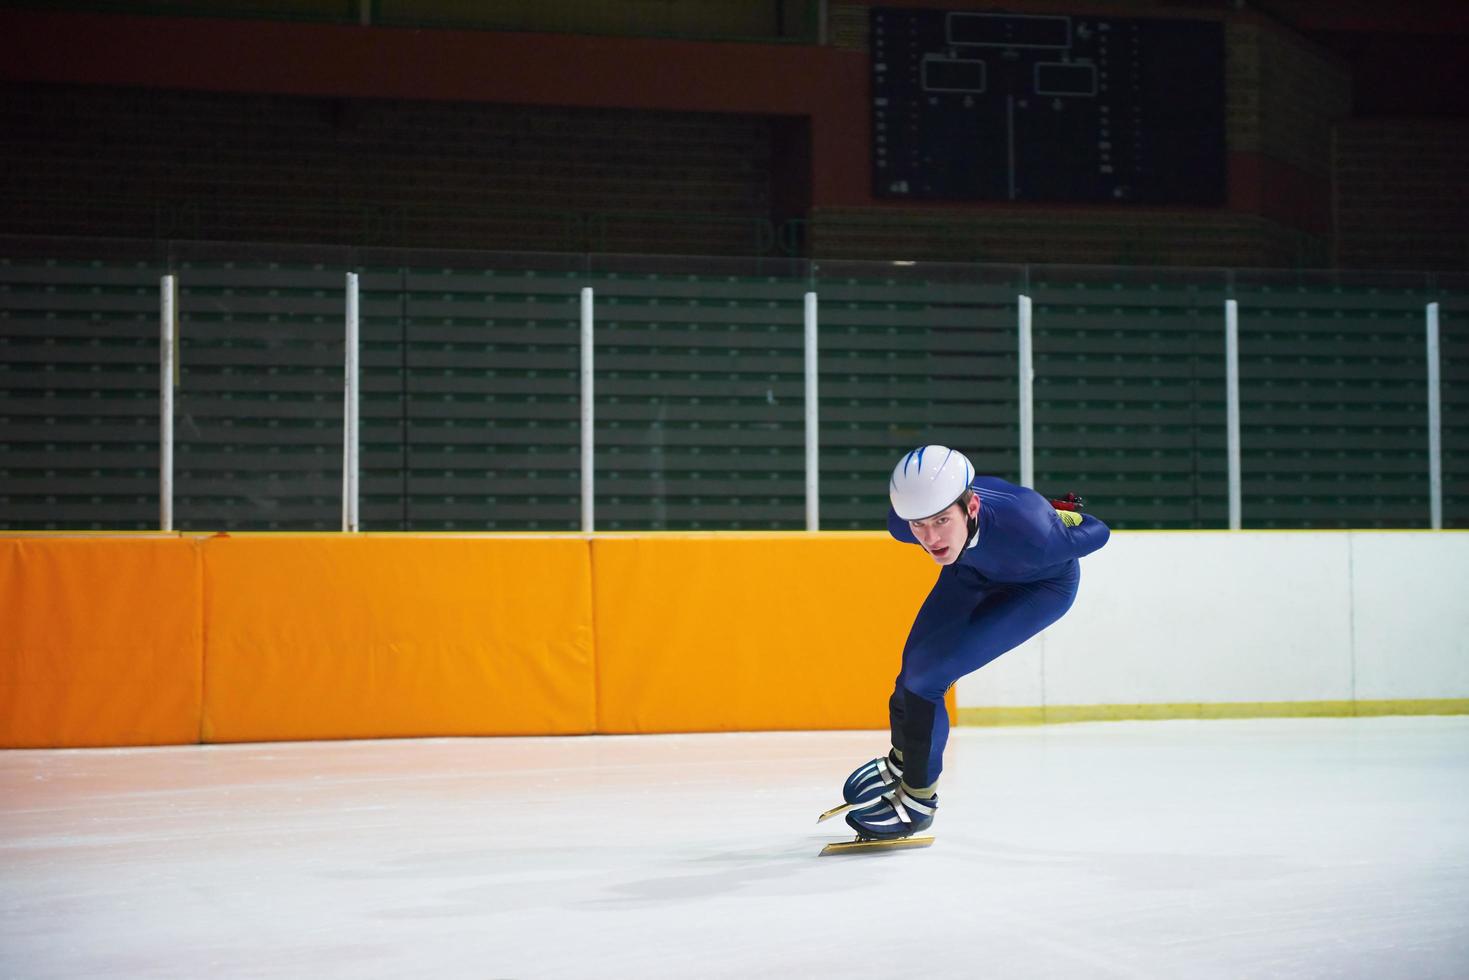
<box><xmin>1042</xmin><ymin>511</ymin><xmax>1110</xmax><ymax>562</ymax></box>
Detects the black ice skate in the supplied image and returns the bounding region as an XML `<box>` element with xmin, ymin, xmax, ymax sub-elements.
<box><xmin>817</xmin><ymin>750</ymin><xmax>904</xmax><ymax>824</ymax></box>
<box><xmin>819</xmin><ymin>785</ymin><xmax>937</xmax><ymax>856</ymax></box>
<box><xmin>846</xmin><ymin>785</ymin><xmax>936</xmax><ymax>839</ymax></box>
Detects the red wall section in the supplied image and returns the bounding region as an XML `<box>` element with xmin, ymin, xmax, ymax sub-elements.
<box><xmin>0</xmin><ymin>9</ymin><xmax>868</xmax><ymax>208</ymax></box>
<box><xmin>1227</xmin><ymin>152</ymin><xmax>1332</xmax><ymax>236</ymax></box>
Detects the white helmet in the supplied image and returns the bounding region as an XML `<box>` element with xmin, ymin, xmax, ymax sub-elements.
<box><xmin>889</xmin><ymin>445</ymin><xmax>974</xmax><ymax>521</ymax></box>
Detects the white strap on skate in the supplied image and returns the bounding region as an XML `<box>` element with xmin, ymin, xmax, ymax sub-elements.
<box><xmin>882</xmin><ymin>789</ymin><xmax>911</xmax><ymax>827</ymax></box>
<box><xmin>857</xmin><ymin>785</ymin><xmax>935</xmax><ymax>830</ymax></box>
<box><xmin>851</xmin><ymin>789</ymin><xmax>905</xmax><ymax>829</ymax></box>
<box><xmin>896</xmin><ymin>787</ymin><xmax>936</xmax><ymax>817</ymax></box>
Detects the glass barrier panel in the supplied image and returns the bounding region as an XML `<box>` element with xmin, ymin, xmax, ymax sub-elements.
<box><xmin>0</xmin><ymin>238</ymin><xmax>164</xmax><ymax>530</ymax></box>
<box><xmin>1233</xmin><ymin>269</ymin><xmax>1435</xmax><ymax>529</ymax></box>
<box><xmin>386</xmin><ymin>249</ymin><xmax>586</xmax><ymax>530</ymax></box>
<box><xmin>1031</xmin><ymin>265</ymin><xmax>1231</xmax><ymax>529</ymax></box>
<box><xmin>170</xmin><ymin>241</ymin><xmax>356</xmax><ymax>530</ymax></box>
<box><xmin>584</xmin><ymin>253</ymin><xmax>811</xmax><ymax>529</ymax></box>
<box><xmin>813</xmin><ymin>259</ymin><xmax>1025</xmax><ymax>529</ymax></box>
<box><xmin>1</xmin><ymin>235</ymin><xmax>1460</xmax><ymax>532</ymax></box>
<box><xmin>1438</xmin><ymin>272</ymin><xmax>1469</xmax><ymax>529</ymax></box>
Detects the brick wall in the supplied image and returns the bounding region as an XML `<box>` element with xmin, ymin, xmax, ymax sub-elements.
<box><xmin>0</xmin><ymin>82</ymin><xmax>774</xmax><ymax>255</ymax></box>
<box><xmin>1334</xmin><ymin>119</ymin><xmax>1469</xmax><ymax>271</ymax></box>
<box><xmin>809</xmin><ymin>205</ymin><xmax>1323</xmax><ymax>267</ymax></box>
<box><xmin>1228</xmin><ymin>20</ymin><xmax>1352</xmax><ymax>179</ymax></box>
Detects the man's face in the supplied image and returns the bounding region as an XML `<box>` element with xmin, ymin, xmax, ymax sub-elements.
<box><xmin>908</xmin><ymin>495</ymin><xmax>977</xmax><ymax>565</ymax></box>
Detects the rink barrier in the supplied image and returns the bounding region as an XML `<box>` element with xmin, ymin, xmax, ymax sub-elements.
<box><xmin>959</xmin><ymin>529</ymin><xmax>1469</xmax><ymax>722</ymax></box>
<box><xmin>0</xmin><ymin>535</ymin><xmax>202</xmax><ymax>748</ymax></box>
<box><xmin>590</xmin><ymin>533</ymin><xmax>953</xmax><ymax>733</ymax></box>
<box><xmin>5</xmin><ymin>531</ymin><xmax>1465</xmax><ymax>748</ymax></box>
<box><xmin>0</xmin><ymin>532</ymin><xmax>952</xmax><ymax>747</ymax></box>
<box><xmin>199</xmin><ymin>534</ymin><xmax>597</xmax><ymax>743</ymax></box>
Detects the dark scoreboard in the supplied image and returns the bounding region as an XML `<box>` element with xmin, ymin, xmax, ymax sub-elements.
<box><xmin>871</xmin><ymin>7</ymin><xmax>1226</xmax><ymax>204</ymax></box>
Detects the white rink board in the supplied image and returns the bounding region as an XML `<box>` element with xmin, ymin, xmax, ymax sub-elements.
<box><xmin>958</xmin><ymin>531</ymin><xmax>1469</xmax><ymax>710</ymax></box>
<box><xmin>1350</xmin><ymin>533</ymin><xmax>1469</xmax><ymax>700</ymax></box>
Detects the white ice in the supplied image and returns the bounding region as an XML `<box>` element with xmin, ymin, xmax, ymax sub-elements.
<box><xmin>3</xmin><ymin>717</ymin><xmax>1468</xmax><ymax>979</ymax></box>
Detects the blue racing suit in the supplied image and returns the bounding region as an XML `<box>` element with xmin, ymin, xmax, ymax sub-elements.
<box><xmin>886</xmin><ymin>476</ymin><xmax>1111</xmax><ymax>788</ymax></box>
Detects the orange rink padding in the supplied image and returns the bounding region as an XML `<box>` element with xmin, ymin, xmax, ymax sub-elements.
<box><xmin>1</xmin><ymin>533</ymin><xmax>951</xmax><ymax>747</ymax></box>
<box><xmin>592</xmin><ymin>534</ymin><xmax>955</xmax><ymax>733</ymax></box>
<box><xmin>200</xmin><ymin>535</ymin><xmax>596</xmax><ymax>743</ymax></box>
<box><xmin>0</xmin><ymin>536</ymin><xmax>203</xmax><ymax>748</ymax></box>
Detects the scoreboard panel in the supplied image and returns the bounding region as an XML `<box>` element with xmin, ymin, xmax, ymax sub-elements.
<box><xmin>871</xmin><ymin>7</ymin><xmax>1226</xmax><ymax>205</ymax></box>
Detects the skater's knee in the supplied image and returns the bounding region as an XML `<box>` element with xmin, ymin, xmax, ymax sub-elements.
<box><xmin>899</xmin><ymin>672</ymin><xmax>950</xmax><ymax>704</ymax></box>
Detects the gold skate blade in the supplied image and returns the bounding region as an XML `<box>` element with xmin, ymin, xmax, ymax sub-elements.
<box><xmin>820</xmin><ymin>835</ymin><xmax>935</xmax><ymax>856</ymax></box>
<box><xmin>816</xmin><ymin>802</ymin><xmax>855</xmax><ymax>823</ymax></box>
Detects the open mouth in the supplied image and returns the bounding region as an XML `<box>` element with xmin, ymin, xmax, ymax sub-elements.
<box><xmin>929</xmin><ymin>545</ymin><xmax>950</xmax><ymax>560</ymax></box>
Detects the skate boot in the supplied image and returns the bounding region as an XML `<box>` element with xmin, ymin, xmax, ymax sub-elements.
<box><xmin>844</xmin><ymin>784</ymin><xmax>937</xmax><ymax>841</ymax></box>
<box><xmin>842</xmin><ymin>749</ymin><xmax>904</xmax><ymax>806</ymax></box>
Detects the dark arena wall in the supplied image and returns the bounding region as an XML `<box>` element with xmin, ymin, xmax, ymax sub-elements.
<box><xmin>1</xmin><ymin>1</ymin><xmax>1464</xmax><ymax>268</ymax></box>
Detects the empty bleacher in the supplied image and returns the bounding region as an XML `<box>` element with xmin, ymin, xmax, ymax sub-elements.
<box><xmin>1234</xmin><ymin>273</ymin><xmax>1434</xmax><ymax>528</ymax></box>
<box><xmin>812</xmin><ymin>260</ymin><xmax>1023</xmax><ymax>529</ymax></box>
<box><xmin>1030</xmin><ymin>268</ymin><xmax>1230</xmax><ymax>529</ymax></box>
<box><xmin>0</xmin><ymin>243</ymin><xmax>164</xmax><ymax>530</ymax></box>
<box><xmin>2</xmin><ymin>238</ymin><xmax>1462</xmax><ymax>531</ymax></box>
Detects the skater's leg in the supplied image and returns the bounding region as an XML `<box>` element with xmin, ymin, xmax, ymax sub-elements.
<box><xmin>898</xmin><ymin>571</ymin><xmax>1079</xmax><ymax>789</ymax></box>
<box><xmin>896</xmin><ymin>684</ymin><xmax>943</xmax><ymax>789</ymax></box>
<box><xmin>887</xmin><ymin>685</ymin><xmax>906</xmax><ymax>761</ymax></box>
<box><xmin>888</xmin><ymin>566</ymin><xmax>998</xmax><ymax>786</ymax></box>
<box><xmin>889</xmin><ymin>566</ymin><xmax>985</xmax><ymax>761</ymax></box>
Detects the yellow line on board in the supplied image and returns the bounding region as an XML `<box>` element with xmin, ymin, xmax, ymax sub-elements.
<box><xmin>958</xmin><ymin>700</ymin><xmax>1469</xmax><ymax>726</ymax></box>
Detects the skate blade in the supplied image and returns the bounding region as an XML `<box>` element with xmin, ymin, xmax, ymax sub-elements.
<box><xmin>820</xmin><ymin>835</ymin><xmax>935</xmax><ymax>856</ymax></box>
<box><xmin>816</xmin><ymin>802</ymin><xmax>855</xmax><ymax>823</ymax></box>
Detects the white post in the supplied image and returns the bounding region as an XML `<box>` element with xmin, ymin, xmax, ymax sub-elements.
<box><xmin>1225</xmin><ymin>299</ymin><xmax>1242</xmax><ymax>530</ymax></box>
<box><xmin>343</xmin><ymin>272</ymin><xmax>360</xmax><ymax>532</ymax></box>
<box><xmin>1427</xmin><ymin>302</ymin><xmax>1443</xmax><ymax>530</ymax></box>
<box><xmin>804</xmin><ymin>291</ymin><xmax>820</xmax><ymax>531</ymax></box>
<box><xmin>1017</xmin><ymin>294</ymin><xmax>1034</xmax><ymax>489</ymax></box>
<box><xmin>159</xmin><ymin>275</ymin><xmax>175</xmax><ymax>532</ymax></box>
<box><xmin>581</xmin><ymin>287</ymin><xmax>595</xmax><ymax>533</ymax></box>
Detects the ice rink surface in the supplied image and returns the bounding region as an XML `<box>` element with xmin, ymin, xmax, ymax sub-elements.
<box><xmin>3</xmin><ymin>717</ymin><xmax>1468</xmax><ymax>979</ymax></box>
